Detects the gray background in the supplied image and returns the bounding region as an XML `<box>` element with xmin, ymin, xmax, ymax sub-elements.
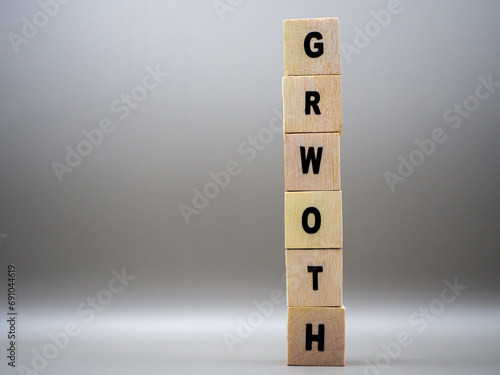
<box><xmin>1</xmin><ymin>0</ymin><xmax>499</xmax><ymax>374</ymax></box>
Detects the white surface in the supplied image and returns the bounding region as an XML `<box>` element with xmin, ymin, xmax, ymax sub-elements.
<box><xmin>13</xmin><ymin>305</ymin><xmax>500</xmax><ymax>374</ymax></box>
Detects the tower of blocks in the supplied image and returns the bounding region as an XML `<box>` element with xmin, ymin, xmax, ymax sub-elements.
<box><xmin>283</xmin><ymin>18</ymin><xmax>345</xmax><ymax>366</ymax></box>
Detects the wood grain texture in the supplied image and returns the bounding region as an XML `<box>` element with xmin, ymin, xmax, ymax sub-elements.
<box><xmin>283</xmin><ymin>75</ymin><xmax>342</xmax><ymax>134</ymax></box>
<box><xmin>287</xmin><ymin>306</ymin><xmax>345</xmax><ymax>366</ymax></box>
<box><xmin>284</xmin><ymin>132</ymin><xmax>340</xmax><ymax>191</ymax></box>
<box><xmin>283</xmin><ymin>18</ymin><xmax>341</xmax><ymax>76</ymax></box>
<box><xmin>286</xmin><ymin>249</ymin><xmax>342</xmax><ymax>307</ymax></box>
<box><xmin>285</xmin><ymin>191</ymin><xmax>342</xmax><ymax>249</ymax></box>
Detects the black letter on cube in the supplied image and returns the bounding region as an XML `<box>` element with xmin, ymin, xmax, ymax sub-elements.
<box><xmin>305</xmin><ymin>91</ymin><xmax>321</xmax><ymax>115</ymax></box>
<box><xmin>300</xmin><ymin>146</ymin><xmax>323</xmax><ymax>174</ymax></box>
<box><xmin>304</xmin><ymin>31</ymin><xmax>324</xmax><ymax>58</ymax></box>
<box><xmin>307</xmin><ymin>266</ymin><xmax>323</xmax><ymax>290</ymax></box>
<box><xmin>302</xmin><ymin>207</ymin><xmax>321</xmax><ymax>234</ymax></box>
<box><xmin>305</xmin><ymin>323</ymin><xmax>325</xmax><ymax>351</ymax></box>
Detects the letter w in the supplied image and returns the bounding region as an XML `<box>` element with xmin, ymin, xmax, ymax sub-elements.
<box><xmin>300</xmin><ymin>146</ymin><xmax>323</xmax><ymax>174</ymax></box>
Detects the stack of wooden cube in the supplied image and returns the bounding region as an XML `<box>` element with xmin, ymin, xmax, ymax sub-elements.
<box><xmin>283</xmin><ymin>17</ymin><xmax>345</xmax><ymax>366</ymax></box>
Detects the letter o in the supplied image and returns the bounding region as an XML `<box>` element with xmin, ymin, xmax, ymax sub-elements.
<box><xmin>131</xmin><ymin>86</ymin><xmax>147</xmax><ymax>102</ymax></box>
<box><xmin>97</xmin><ymin>289</ymin><xmax>113</xmax><ymax>306</ymax></box>
<box><xmin>33</xmin><ymin>12</ymin><xmax>49</xmax><ymax>28</ymax></box>
<box><xmin>409</xmin><ymin>149</ymin><xmax>425</xmax><ymax>166</ymax></box>
<box><xmin>203</xmin><ymin>182</ymin><xmax>219</xmax><ymax>199</ymax></box>
<box><xmin>365</xmin><ymin>20</ymin><xmax>381</xmax><ymax>37</ymax></box>
<box><xmin>463</xmin><ymin>96</ymin><xmax>479</xmax><ymax>112</ymax></box>
<box><xmin>76</xmin><ymin>140</ymin><xmax>93</xmax><ymax>157</ymax></box>
<box><xmin>374</xmin><ymin>352</ymin><xmax>391</xmax><ymax>369</ymax></box>
<box><xmin>42</xmin><ymin>343</ymin><xmax>59</xmax><ymax>360</ymax></box>
<box><xmin>258</xmin><ymin>128</ymin><xmax>274</xmax><ymax>144</ymax></box>
<box><xmin>429</xmin><ymin>299</ymin><xmax>446</xmax><ymax>315</ymax></box>
<box><xmin>302</xmin><ymin>207</ymin><xmax>321</xmax><ymax>234</ymax></box>
<box><xmin>247</xmin><ymin>311</ymin><xmax>264</xmax><ymax>327</ymax></box>
<box><xmin>269</xmin><ymin>117</ymin><xmax>281</xmax><ymax>133</ymax></box>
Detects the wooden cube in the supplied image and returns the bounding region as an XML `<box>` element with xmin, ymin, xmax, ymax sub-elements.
<box><xmin>283</xmin><ymin>17</ymin><xmax>341</xmax><ymax>76</ymax></box>
<box><xmin>287</xmin><ymin>306</ymin><xmax>345</xmax><ymax>366</ymax></box>
<box><xmin>285</xmin><ymin>191</ymin><xmax>342</xmax><ymax>249</ymax></box>
<box><xmin>284</xmin><ymin>132</ymin><xmax>340</xmax><ymax>191</ymax></box>
<box><xmin>286</xmin><ymin>249</ymin><xmax>342</xmax><ymax>307</ymax></box>
<box><xmin>283</xmin><ymin>75</ymin><xmax>342</xmax><ymax>134</ymax></box>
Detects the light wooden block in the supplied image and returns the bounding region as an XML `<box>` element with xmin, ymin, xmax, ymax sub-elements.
<box><xmin>287</xmin><ymin>306</ymin><xmax>345</xmax><ymax>366</ymax></box>
<box><xmin>285</xmin><ymin>191</ymin><xmax>342</xmax><ymax>249</ymax></box>
<box><xmin>283</xmin><ymin>18</ymin><xmax>341</xmax><ymax>76</ymax></box>
<box><xmin>286</xmin><ymin>249</ymin><xmax>342</xmax><ymax>307</ymax></box>
<box><xmin>284</xmin><ymin>133</ymin><xmax>340</xmax><ymax>191</ymax></box>
<box><xmin>283</xmin><ymin>75</ymin><xmax>342</xmax><ymax>134</ymax></box>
